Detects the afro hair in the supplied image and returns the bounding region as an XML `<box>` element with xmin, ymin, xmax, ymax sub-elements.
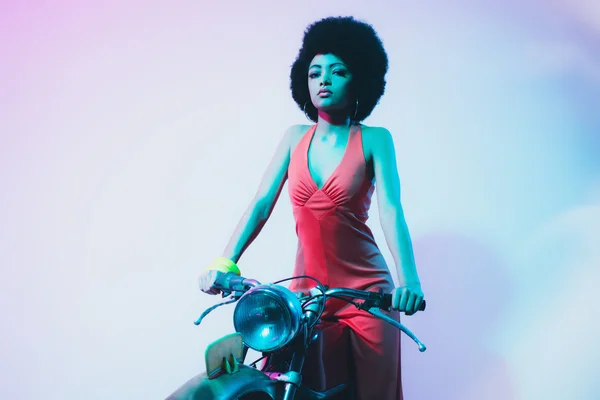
<box><xmin>290</xmin><ymin>16</ymin><xmax>389</xmax><ymax>124</ymax></box>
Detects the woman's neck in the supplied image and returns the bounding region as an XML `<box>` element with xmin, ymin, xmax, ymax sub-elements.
<box><xmin>316</xmin><ymin>111</ymin><xmax>352</xmax><ymax>135</ymax></box>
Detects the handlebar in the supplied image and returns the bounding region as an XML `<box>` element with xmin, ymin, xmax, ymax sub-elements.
<box><xmin>212</xmin><ymin>272</ymin><xmax>425</xmax><ymax>313</ymax></box>
<box><xmin>204</xmin><ymin>272</ymin><xmax>428</xmax><ymax>351</ymax></box>
<box><xmin>324</xmin><ymin>287</ymin><xmax>426</xmax><ymax>312</ymax></box>
<box><xmin>321</xmin><ymin>288</ymin><xmax>427</xmax><ymax>351</ymax></box>
<box><xmin>213</xmin><ymin>271</ymin><xmax>260</xmax><ymax>293</ymax></box>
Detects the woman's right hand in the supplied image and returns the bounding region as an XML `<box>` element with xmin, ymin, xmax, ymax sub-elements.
<box><xmin>199</xmin><ymin>269</ymin><xmax>221</xmax><ymax>295</ymax></box>
<box><xmin>199</xmin><ymin>257</ymin><xmax>241</xmax><ymax>295</ymax></box>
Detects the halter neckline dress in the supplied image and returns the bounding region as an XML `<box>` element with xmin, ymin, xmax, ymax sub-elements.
<box><xmin>287</xmin><ymin>124</ymin><xmax>404</xmax><ymax>400</ymax></box>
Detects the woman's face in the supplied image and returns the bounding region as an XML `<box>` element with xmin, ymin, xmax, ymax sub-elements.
<box><xmin>308</xmin><ymin>53</ymin><xmax>354</xmax><ymax>114</ymax></box>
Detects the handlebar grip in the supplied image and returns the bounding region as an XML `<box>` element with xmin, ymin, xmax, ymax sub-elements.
<box><xmin>213</xmin><ymin>271</ymin><xmax>248</xmax><ymax>292</ymax></box>
<box><xmin>381</xmin><ymin>294</ymin><xmax>426</xmax><ymax>312</ymax></box>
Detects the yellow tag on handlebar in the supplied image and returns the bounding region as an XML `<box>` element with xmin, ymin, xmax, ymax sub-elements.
<box><xmin>205</xmin><ymin>257</ymin><xmax>241</xmax><ymax>276</ymax></box>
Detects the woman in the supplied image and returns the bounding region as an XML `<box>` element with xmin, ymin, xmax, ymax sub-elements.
<box><xmin>200</xmin><ymin>16</ymin><xmax>424</xmax><ymax>399</ymax></box>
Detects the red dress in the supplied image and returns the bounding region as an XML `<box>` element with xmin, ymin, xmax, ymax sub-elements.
<box><xmin>287</xmin><ymin>124</ymin><xmax>403</xmax><ymax>400</ymax></box>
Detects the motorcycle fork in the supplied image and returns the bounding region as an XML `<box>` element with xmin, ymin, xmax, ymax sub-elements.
<box><xmin>280</xmin><ymin>324</ymin><xmax>311</xmax><ymax>400</ymax></box>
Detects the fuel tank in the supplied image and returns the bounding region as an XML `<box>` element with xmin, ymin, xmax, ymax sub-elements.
<box><xmin>166</xmin><ymin>365</ymin><xmax>281</xmax><ymax>400</ymax></box>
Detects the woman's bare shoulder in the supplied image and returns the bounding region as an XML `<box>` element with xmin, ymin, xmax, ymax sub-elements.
<box><xmin>361</xmin><ymin>124</ymin><xmax>392</xmax><ymax>136</ymax></box>
<box><xmin>286</xmin><ymin>124</ymin><xmax>313</xmax><ymax>152</ymax></box>
<box><xmin>286</xmin><ymin>124</ymin><xmax>313</xmax><ymax>137</ymax></box>
<box><xmin>360</xmin><ymin>125</ymin><xmax>394</xmax><ymax>154</ymax></box>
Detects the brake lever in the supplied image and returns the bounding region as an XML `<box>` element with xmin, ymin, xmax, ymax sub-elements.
<box><xmin>366</xmin><ymin>308</ymin><xmax>427</xmax><ymax>352</ymax></box>
<box><xmin>193</xmin><ymin>297</ymin><xmax>238</xmax><ymax>326</ymax></box>
<box><xmin>194</xmin><ymin>276</ymin><xmax>261</xmax><ymax>326</ymax></box>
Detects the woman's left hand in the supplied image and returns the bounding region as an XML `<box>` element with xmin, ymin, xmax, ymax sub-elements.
<box><xmin>391</xmin><ymin>283</ymin><xmax>424</xmax><ymax>315</ymax></box>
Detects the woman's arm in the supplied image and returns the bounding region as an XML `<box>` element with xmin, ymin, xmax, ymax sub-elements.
<box><xmin>369</xmin><ymin>126</ymin><xmax>424</xmax><ymax>313</ymax></box>
<box><xmin>221</xmin><ymin>125</ymin><xmax>300</xmax><ymax>263</ymax></box>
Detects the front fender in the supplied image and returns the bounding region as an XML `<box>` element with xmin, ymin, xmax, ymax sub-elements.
<box><xmin>166</xmin><ymin>364</ymin><xmax>280</xmax><ymax>400</ymax></box>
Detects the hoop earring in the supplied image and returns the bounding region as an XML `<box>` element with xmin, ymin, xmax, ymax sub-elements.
<box><xmin>352</xmin><ymin>98</ymin><xmax>359</xmax><ymax>124</ymax></box>
<box><xmin>303</xmin><ymin>100</ymin><xmax>313</xmax><ymax>122</ymax></box>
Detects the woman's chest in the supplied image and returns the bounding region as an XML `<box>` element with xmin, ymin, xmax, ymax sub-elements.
<box><xmin>288</xmin><ymin>126</ymin><xmax>374</xmax><ymax>195</ymax></box>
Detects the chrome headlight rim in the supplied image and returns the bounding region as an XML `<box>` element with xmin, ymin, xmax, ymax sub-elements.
<box><xmin>233</xmin><ymin>284</ymin><xmax>303</xmax><ymax>352</ymax></box>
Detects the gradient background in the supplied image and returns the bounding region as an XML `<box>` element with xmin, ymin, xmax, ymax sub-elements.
<box><xmin>1</xmin><ymin>1</ymin><xmax>599</xmax><ymax>399</ymax></box>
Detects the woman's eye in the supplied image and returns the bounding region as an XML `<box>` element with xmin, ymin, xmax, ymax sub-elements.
<box><xmin>309</xmin><ymin>73</ymin><xmax>320</xmax><ymax>78</ymax></box>
<box><xmin>333</xmin><ymin>70</ymin><xmax>347</xmax><ymax>76</ymax></box>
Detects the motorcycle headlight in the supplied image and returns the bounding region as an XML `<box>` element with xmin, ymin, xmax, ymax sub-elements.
<box><xmin>233</xmin><ymin>284</ymin><xmax>303</xmax><ymax>352</ymax></box>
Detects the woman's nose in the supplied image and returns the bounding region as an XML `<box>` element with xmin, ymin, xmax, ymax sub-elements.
<box><xmin>320</xmin><ymin>77</ymin><xmax>331</xmax><ymax>86</ymax></box>
<box><xmin>320</xmin><ymin>73</ymin><xmax>331</xmax><ymax>86</ymax></box>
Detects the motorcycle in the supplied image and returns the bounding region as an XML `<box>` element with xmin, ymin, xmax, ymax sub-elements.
<box><xmin>167</xmin><ymin>272</ymin><xmax>426</xmax><ymax>400</ymax></box>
